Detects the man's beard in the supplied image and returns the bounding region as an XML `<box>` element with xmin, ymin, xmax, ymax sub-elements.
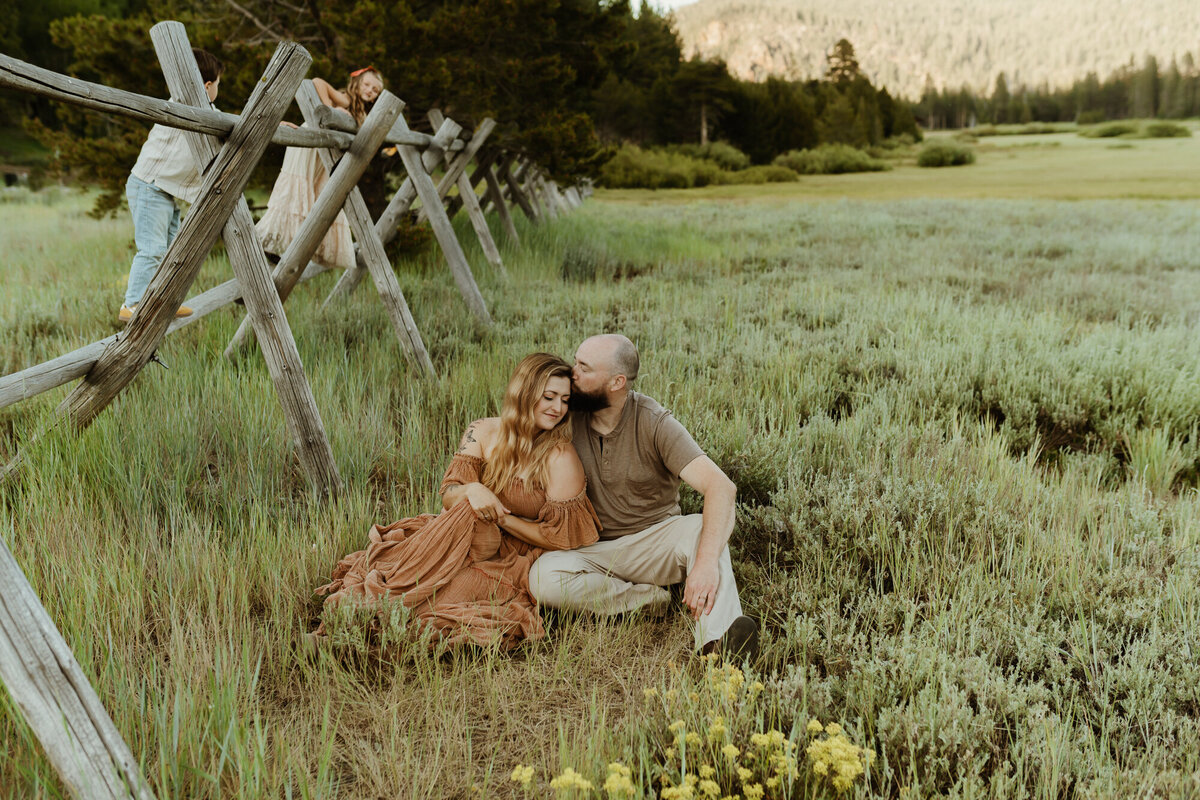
<box><xmin>568</xmin><ymin>386</ymin><xmax>610</xmax><ymax>413</ymax></box>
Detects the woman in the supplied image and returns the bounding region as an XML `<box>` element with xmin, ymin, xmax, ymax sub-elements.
<box><xmin>315</xmin><ymin>353</ymin><xmax>601</xmax><ymax>650</ymax></box>
<box><xmin>256</xmin><ymin>67</ymin><xmax>385</xmax><ymax>270</ymax></box>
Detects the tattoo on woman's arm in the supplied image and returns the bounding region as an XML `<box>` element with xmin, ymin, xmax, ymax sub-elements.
<box><xmin>457</xmin><ymin>423</ymin><xmax>478</xmax><ymax>453</ymax></box>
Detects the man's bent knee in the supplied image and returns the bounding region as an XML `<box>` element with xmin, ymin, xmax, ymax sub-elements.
<box><xmin>529</xmin><ymin>551</ymin><xmax>586</xmax><ymax>606</ymax></box>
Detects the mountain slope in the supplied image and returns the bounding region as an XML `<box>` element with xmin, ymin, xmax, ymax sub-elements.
<box><xmin>673</xmin><ymin>0</ymin><xmax>1200</xmax><ymax>99</ymax></box>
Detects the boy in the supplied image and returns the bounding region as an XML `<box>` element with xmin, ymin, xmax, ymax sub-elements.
<box><xmin>119</xmin><ymin>48</ymin><xmax>223</xmax><ymax>323</ymax></box>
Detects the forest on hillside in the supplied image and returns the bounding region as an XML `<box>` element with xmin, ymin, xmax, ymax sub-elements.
<box><xmin>674</xmin><ymin>0</ymin><xmax>1200</xmax><ymax>100</ymax></box>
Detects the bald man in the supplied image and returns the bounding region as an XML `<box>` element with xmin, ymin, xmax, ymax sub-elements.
<box><xmin>529</xmin><ymin>334</ymin><xmax>758</xmax><ymax>658</ymax></box>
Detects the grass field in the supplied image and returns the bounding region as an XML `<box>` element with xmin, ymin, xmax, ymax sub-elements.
<box><xmin>3</xmin><ymin>132</ymin><xmax>1200</xmax><ymax>798</ymax></box>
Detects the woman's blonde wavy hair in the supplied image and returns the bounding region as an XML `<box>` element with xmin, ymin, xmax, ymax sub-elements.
<box><xmin>483</xmin><ymin>353</ymin><xmax>574</xmax><ymax>493</ymax></box>
<box><xmin>345</xmin><ymin>68</ymin><xmax>383</xmax><ymax>124</ymax></box>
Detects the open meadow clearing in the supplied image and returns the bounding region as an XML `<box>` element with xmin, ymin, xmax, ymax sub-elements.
<box><xmin>3</xmin><ymin>132</ymin><xmax>1200</xmax><ymax>798</ymax></box>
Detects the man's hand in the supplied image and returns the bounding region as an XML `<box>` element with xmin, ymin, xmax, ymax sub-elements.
<box><xmin>684</xmin><ymin>559</ymin><xmax>720</xmax><ymax>619</ymax></box>
<box><xmin>465</xmin><ymin>483</ymin><xmax>509</xmax><ymax>523</ymax></box>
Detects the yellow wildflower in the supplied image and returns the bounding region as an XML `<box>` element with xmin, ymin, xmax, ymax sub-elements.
<box><xmin>669</xmin><ymin>720</ymin><xmax>687</xmax><ymax>735</ymax></box>
<box><xmin>549</xmin><ymin>766</ymin><xmax>594</xmax><ymax>793</ymax></box>
<box><xmin>686</xmin><ymin>732</ymin><xmax>703</xmax><ymax>747</ymax></box>
<box><xmin>722</xmin><ymin>744</ymin><xmax>741</xmax><ymax>760</ymax></box>
<box><xmin>737</xmin><ymin>767</ymin><xmax>753</xmax><ymax>782</ymax></box>
<box><xmin>806</xmin><ymin>719</ymin><xmax>824</xmax><ymax>735</ymax></box>
<box><xmin>699</xmin><ymin>778</ymin><xmax>721</xmax><ymax>798</ymax></box>
<box><xmin>707</xmin><ymin>717</ymin><xmax>727</xmax><ymax>743</ymax></box>
<box><xmin>824</xmin><ymin>722</ymin><xmax>842</xmax><ymax>736</ymax></box>
<box><xmin>748</xmin><ymin>681</ymin><xmax>765</xmax><ymax>697</ymax></box>
<box><xmin>690</xmin><ymin>691</ymin><xmax>700</xmax><ymax>703</ymax></box>
<box><xmin>666</xmin><ymin>747</ymin><xmax>678</xmax><ymax>760</ymax></box>
<box><xmin>644</xmin><ymin>687</ymin><xmax>659</xmax><ymax>701</ymax></box>
<box><xmin>603</xmin><ymin>763</ymin><xmax>636</xmax><ymax>799</ymax></box>
<box><xmin>666</xmin><ymin>689</ymin><xmax>679</xmax><ymax>702</ymax></box>
<box><xmin>699</xmin><ymin>765</ymin><xmax>716</xmax><ymax>778</ymax></box>
<box><xmin>743</xmin><ymin>783</ymin><xmax>765</xmax><ymax>800</ymax></box>
<box><xmin>749</xmin><ymin>733</ymin><xmax>769</xmax><ymax>749</ymax></box>
<box><xmin>765</xmin><ymin>777</ymin><xmax>780</xmax><ymax>789</ymax></box>
<box><xmin>510</xmin><ymin>764</ymin><xmax>535</xmax><ymax>788</ymax></box>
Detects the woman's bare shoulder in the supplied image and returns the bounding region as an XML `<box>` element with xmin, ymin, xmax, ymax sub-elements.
<box><xmin>545</xmin><ymin>442</ymin><xmax>586</xmax><ymax>500</ymax></box>
<box><xmin>456</xmin><ymin>417</ymin><xmax>500</xmax><ymax>457</ymax></box>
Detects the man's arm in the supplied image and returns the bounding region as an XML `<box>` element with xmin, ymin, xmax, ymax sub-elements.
<box><xmin>678</xmin><ymin>455</ymin><xmax>737</xmax><ymax>619</ymax></box>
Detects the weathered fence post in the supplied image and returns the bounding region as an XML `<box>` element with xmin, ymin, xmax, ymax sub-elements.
<box><xmin>54</xmin><ymin>42</ymin><xmax>309</xmax><ymax>437</ymax></box>
<box><xmin>0</xmin><ymin>536</ymin><xmax>156</xmax><ymax>800</ymax></box>
<box><xmin>390</xmin><ymin>114</ymin><xmax>493</xmax><ymax>326</ymax></box>
<box><xmin>482</xmin><ymin>153</ymin><xmax>521</xmax><ymax>245</ymax></box>
<box><xmin>151</xmin><ymin>21</ymin><xmax>342</xmax><ymax>496</ymax></box>
<box><xmin>321</xmin><ymin>118</ymin><xmax>462</xmax><ymax>308</ymax></box>
<box><xmin>502</xmin><ymin>157</ymin><xmax>538</xmax><ymax>223</ymax></box>
<box><xmin>423</xmin><ymin>111</ymin><xmax>506</xmax><ymax>277</ymax></box>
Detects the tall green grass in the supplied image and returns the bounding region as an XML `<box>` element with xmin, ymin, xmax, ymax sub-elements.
<box><xmin>3</xmin><ymin>187</ymin><xmax>1200</xmax><ymax>797</ymax></box>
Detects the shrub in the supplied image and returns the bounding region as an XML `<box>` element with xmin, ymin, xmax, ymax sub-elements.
<box><xmin>916</xmin><ymin>141</ymin><xmax>976</xmax><ymax>167</ymax></box>
<box><xmin>671</xmin><ymin>141</ymin><xmax>752</xmax><ymax>171</ymax></box>
<box><xmin>773</xmin><ymin>144</ymin><xmax>889</xmax><ymax>175</ymax></box>
<box><xmin>1076</xmin><ymin>110</ymin><xmax>1106</xmax><ymax>125</ymax></box>
<box><xmin>1143</xmin><ymin>121</ymin><xmax>1191</xmax><ymax>138</ymax></box>
<box><xmin>725</xmin><ymin>165</ymin><xmax>799</xmax><ymax>184</ymax></box>
<box><xmin>1079</xmin><ymin>121</ymin><xmax>1138</xmax><ymax>138</ymax></box>
<box><xmin>597</xmin><ymin>144</ymin><xmax>729</xmax><ymax>189</ymax></box>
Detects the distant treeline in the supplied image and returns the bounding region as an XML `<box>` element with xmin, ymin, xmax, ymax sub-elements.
<box><xmin>917</xmin><ymin>53</ymin><xmax>1200</xmax><ymax>129</ymax></box>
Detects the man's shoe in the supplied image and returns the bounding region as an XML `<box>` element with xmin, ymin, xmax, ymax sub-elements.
<box><xmin>118</xmin><ymin>304</ymin><xmax>193</xmax><ymax>324</ymax></box>
<box><xmin>702</xmin><ymin>615</ymin><xmax>759</xmax><ymax>662</ymax></box>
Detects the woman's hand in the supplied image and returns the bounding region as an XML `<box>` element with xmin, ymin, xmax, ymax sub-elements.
<box><xmin>465</xmin><ymin>483</ymin><xmax>509</xmax><ymax>523</ymax></box>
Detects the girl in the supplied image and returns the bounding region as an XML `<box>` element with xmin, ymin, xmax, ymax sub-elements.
<box><xmin>255</xmin><ymin>67</ymin><xmax>384</xmax><ymax>270</ymax></box>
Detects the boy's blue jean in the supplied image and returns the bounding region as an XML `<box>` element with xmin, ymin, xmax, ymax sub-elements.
<box><xmin>124</xmin><ymin>174</ymin><xmax>181</xmax><ymax>308</ymax></box>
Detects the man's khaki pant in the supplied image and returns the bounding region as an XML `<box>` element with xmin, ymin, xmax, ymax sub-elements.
<box><xmin>528</xmin><ymin>514</ymin><xmax>743</xmax><ymax>650</ymax></box>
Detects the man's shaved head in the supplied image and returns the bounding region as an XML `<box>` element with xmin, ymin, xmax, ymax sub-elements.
<box><xmin>580</xmin><ymin>334</ymin><xmax>639</xmax><ymax>382</ymax></box>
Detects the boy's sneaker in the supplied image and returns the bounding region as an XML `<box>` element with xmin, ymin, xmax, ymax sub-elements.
<box><xmin>118</xmin><ymin>304</ymin><xmax>194</xmax><ymax>323</ymax></box>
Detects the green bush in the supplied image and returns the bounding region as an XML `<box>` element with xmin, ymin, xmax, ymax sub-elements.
<box><xmin>597</xmin><ymin>144</ymin><xmax>729</xmax><ymax>189</ymax></box>
<box><xmin>1079</xmin><ymin>121</ymin><xmax>1139</xmax><ymax>138</ymax></box>
<box><xmin>773</xmin><ymin>144</ymin><xmax>890</xmax><ymax>175</ymax></box>
<box><xmin>916</xmin><ymin>141</ymin><xmax>976</xmax><ymax>167</ymax></box>
<box><xmin>1076</xmin><ymin>110</ymin><xmax>1106</xmax><ymax>125</ymax></box>
<box><xmin>1143</xmin><ymin>121</ymin><xmax>1192</xmax><ymax>138</ymax></box>
<box><xmin>725</xmin><ymin>164</ymin><xmax>799</xmax><ymax>184</ymax></box>
<box><xmin>670</xmin><ymin>141</ymin><xmax>752</xmax><ymax>171</ymax></box>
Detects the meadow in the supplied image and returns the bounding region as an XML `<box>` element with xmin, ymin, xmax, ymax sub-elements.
<box><xmin>3</xmin><ymin>128</ymin><xmax>1200</xmax><ymax>798</ymax></box>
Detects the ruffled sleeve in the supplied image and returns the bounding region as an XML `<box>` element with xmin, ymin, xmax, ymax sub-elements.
<box><xmin>439</xmin><ymin>453</ymin><xmax>484</xmax><ymax>494</ymax></box>
<box><xmin>535</xmin><ymin>490</ymin><xmax>602</xmax><ymax>551</ymax></box>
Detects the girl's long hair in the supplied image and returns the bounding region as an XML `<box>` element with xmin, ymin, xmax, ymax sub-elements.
<box><xmin>483</xmin><ymin>353</ymin><xmax>575</xmax><ymax>493</ymax></box>
<box><xmin>344</xmin><ymin>68</ymin><xmax>383</xmax><ymax>124</ymax></box>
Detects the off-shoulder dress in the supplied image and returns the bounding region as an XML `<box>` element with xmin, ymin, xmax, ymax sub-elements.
<box><xmin>315</xmin><ymin>454</ymin><xmax>600</xmax><ymax>649</ymax></box>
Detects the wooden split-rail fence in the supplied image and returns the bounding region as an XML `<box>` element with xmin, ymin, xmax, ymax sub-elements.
<box><xmin>0</xmin><ymin>21</ymin><xmax>589</xmax><ymax>800</ymax></box>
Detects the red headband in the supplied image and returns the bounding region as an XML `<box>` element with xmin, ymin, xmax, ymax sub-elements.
<box><xmin>350</xmin><ymin>66</ymin><xmax>376</xmax><ymax>78</ymax></box>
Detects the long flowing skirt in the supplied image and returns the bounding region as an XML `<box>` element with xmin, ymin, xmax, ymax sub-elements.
<box><xmin>256</xmin><ymin>145</ymin><xmax>355</xmax><ymax>270</ymax></box>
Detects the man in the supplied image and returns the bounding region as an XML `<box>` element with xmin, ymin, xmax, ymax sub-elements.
<box><xmin>529</xmin><ymin>334</ymin><xmax>758</xmax><ymax>658</ymax></box>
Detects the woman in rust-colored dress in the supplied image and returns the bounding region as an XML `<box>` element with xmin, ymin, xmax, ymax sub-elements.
<box><xmin>315</xmin><ymin>353</ymin><xmax>600</xmax><ymax>650</ymax></box>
